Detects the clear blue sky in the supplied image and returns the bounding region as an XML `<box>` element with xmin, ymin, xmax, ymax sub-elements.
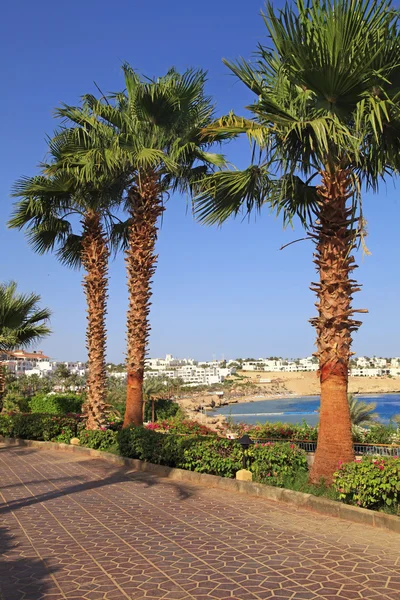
<box><xmin>1</xmin><ymin>0</ymin><xmax>400</xmax><ymax>362</ymax></box>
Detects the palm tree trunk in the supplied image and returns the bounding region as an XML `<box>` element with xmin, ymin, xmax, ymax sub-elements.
<box><xmin>309</xmin><ymin>169</ymin><xmax>366</xmax><ymax>483</ymax></box>
<box><xmin>0</xmin><ymin>364</ymin><xmax>6</xmax><ymax>412</ymax></box>
<box><xmin>151</xmin><ymin>399</ymin><xmax>155</xmax><ymax>423</ymax></box>
<box><xmin>81</xmin><ymin>211</ymin><xmax>109</xmax><ymax>430</ymax></box>
<box><xmin>124</xmin><ymin>172</ymin><xmax>164</xmax><ymax>428</ymax></box>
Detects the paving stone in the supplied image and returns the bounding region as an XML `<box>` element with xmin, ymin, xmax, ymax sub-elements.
<box><xmin>0</xmin><ymin>444</ymin><xmax>399</xmax><ymax>600</ymax></box>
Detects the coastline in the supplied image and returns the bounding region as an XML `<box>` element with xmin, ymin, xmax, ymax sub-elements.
<box><xmin>178</xmin><ymin>371</ymin><xmax>400</xmax><ymax>429</ymax></box>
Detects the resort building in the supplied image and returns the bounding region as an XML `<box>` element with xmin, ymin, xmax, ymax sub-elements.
<box><xmin>1</xmin><ymin>350</ymin><xmax>51</xmax><ymax>376</ymax></box>
<box><xmin>144</xmin><ymin>364</ymin><xmax>234</xmax><ymax>386</ymax></box>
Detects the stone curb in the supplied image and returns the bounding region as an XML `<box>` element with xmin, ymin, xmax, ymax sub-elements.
<box><xmin>1</xmin><ymin>436</ymin><xmax>399</xmax><ymax>534</ymax></box>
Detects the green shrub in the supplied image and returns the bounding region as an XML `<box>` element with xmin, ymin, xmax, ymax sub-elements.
<box><xmin>52</xmin><ymin>427</ymin><xmax>74</xmax><ymax>444</ymax></box>
<box><xmin>182</xmin><ymin>437</ymin><xmax>243</xmax><ymax>477</ymax></box>
<box><xmin>79</xmin><ymin>429</ymin><xmax>119</xmax><ymax>452</ymax></box>
<box><xmin>29</xmin><ymin>393</ymin><xmax>83</xmax><ymax>415</ymax></box>
<box><xmin>333</xmin><ymin>456</ymin><xmax>400</xmax><ymax>511</ymax></box>
<box><xmin>117</xmin><ymin>426</ymin><xmax>188</xmax><ymax>466</ymax></box>
<box><xmin>144</xmin><ymin>399</ymin><xmax>180</xmax><ymax>422</ymax></box>
<box><xmin>249</xmin><ymin>442</ymin><xmax>308</xmax><ymax>486</ymax></box>
<box><xmin>0</xmin><ymin>414</ymin><xmax>14</xmax><ymax>437</ymax></box>
<box><xmin>351</xmin><ymin>423</ymin><xmax>400</xmax><ymax>444</ymax></box>
<box><xmin>0</xmin><ymin>413</ymin><xmax>83</xmax><ymax>441</ymax></box>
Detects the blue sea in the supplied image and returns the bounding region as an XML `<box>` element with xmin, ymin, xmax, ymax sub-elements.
<box><xmin>211</xmin><ymin>394</ymin><xmax>400</xmax><ymax>426</ymax></box>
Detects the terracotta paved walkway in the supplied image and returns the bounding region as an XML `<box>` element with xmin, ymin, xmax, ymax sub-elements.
<box><xmin>0</xmin><ymin>446</ymin><xmax>399</xmax><ymax>600</ymax></box>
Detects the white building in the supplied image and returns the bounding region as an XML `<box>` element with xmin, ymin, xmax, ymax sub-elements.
<box><xmin>241</xmin><ymin>357</ymin><xmax>317</xmax><ymax>373</ymax></box>
<box><xmin>350</xmin><ymin>367</ymin><xmax>390</xmax><ymax>377</ymax></box>
<box><xmin>2</xmin><ymin>350</ymin><xmax>51</xmax><ymax>376</ymax></box>
<box><xmin>144</xmin><ymin>362</ymin><xmax>234</xmax><ymax>386</ymax></box>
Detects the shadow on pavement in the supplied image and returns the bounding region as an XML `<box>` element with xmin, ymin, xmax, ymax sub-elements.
<box><xmin>0</xmin><ymin>448</ymin><xmax>196</xmax><ymax>516</ymax></box>
<box><xmin>0</xmin><ymin>526</ymin><xmax>59</xmax><ymax>600</ymax></box>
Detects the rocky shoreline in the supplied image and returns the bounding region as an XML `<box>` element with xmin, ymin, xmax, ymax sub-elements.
<box><xmin>176</xmin><ymin>371</ymin><xmax>400</xmax><ymax>430</ymax></box>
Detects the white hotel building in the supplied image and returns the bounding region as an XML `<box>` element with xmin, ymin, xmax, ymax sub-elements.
<box><xmin>144</xmin><ymin>355</ymin><xmax>234</xmax><ymax>386</ymax></box>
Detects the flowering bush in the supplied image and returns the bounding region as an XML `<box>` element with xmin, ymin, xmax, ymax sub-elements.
<box><xmin>249</xmin><ymin>442</ymin><xmax>308</xmax><ymax>486</ymax></box>
<box><xmin>79</xmin><ymin>429</ymin><xmax>119</xmax><ymax>452</ymax></box>
<box><xmin>333</xmin><ymin>456</ymin><xmax>400</xmax><ymax>510</ymax></box>
<box><xmin>145</xmin><ymin>418</ymin><xmax>216</xmax><ymax>436</ymax></box>
<box><xmin>222</xmin><ymin>420</ymin><xmax>318</xmax><ymax>441</ymax></box>
<box><xmin>52</xmin><ymin>427</ymin><xmax>74</xmax><ymax>444</ymax></box>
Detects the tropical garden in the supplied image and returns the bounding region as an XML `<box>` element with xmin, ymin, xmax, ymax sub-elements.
<box><xmin>1</xmin><ymin>0</ymin><xmax>400</xmax><ymax>513</ymax></box>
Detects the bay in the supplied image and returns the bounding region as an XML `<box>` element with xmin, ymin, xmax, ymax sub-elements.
<box><xmin>211</xmin><ymin>394</ymin><xmax>400</xmax><ymax>426</ymax></box>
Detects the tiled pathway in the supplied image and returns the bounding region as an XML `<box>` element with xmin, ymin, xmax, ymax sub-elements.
<box><xmin>0</xmin><ymin>445</ymin><xmax>399</xmax><ymax>600</ymax></box>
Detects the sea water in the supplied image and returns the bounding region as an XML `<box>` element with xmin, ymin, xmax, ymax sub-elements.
<box><xmin>211</xmin><ymin>394</ymin><xmax>400</xmax><ymax>426</ymax></box>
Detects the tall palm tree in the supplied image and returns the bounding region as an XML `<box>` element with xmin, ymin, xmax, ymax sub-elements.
<box><xmin>52</xmin><ymin>66</ymin><xmax>228</xmax><ymax>427</ymax></box>
<box><xmin>0</xmin><ymin>281</ymin><xmax>51</xmax><ymax>410</ymax></box>
<box><xmin>9</xmin><ymin>155</ymin><xmax>125</xmax><ymax>429</ymax></box>
<box><xmin>196</xmin><ymin>0</ymin><xmax>400</xmax><ymax>481</ymax></box>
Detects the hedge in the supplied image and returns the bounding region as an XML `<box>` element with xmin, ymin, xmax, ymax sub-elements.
<box><xmin>0</xmin><ymin>413</ymin><xmax>83</xmax><ymax>441</ymax></box>
<box><xmin>29</xmin><ymin>393</ymin><xmax>83</xmax><ymax>415</ymax></box>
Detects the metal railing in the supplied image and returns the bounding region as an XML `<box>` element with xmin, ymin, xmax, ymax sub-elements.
<box><xmin>251</xmin><ymin>438</ymin><xmax>400</xmax><ymax>456</ymax></box>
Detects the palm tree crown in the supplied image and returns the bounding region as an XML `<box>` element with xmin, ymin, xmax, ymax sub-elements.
<box><xmin>0</xmin><ymin>281</ymin><xmax>51</xmax><ymax>409</ymax></box>
<box><xmin>0</xmin><ymin>281</ymin><xmax>51</xmax><ymax>352</ymax></box>
<box><xmin>9</xmin><ymin>143</ymin><xmax>126</xmax><ymax>429</ymax></box>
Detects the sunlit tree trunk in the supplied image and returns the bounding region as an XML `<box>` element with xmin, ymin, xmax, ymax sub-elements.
<box><xmin>124</xmin><ymin>172</ymin><xmax>164</xmax><ymax>427</ymax></box>
<box><xmin>309</xmin><ymin>169</ymin><xmax>366</xmax><ymax>483</ymax></box>
<box><xmin>0</xmin><ymin>364</ymin><xmax>6</xmax><ymax>412</ymax></box>
<box><xmin>81</xmin><ymin>211</ymin><xmax>109</xmax><ymax>430</ymax></box>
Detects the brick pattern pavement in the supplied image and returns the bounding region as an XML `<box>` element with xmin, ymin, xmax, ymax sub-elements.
<box><xmin>0</xmin><ymin>445</ymin><xmax>399</xmax><ymax>600</ymax></box>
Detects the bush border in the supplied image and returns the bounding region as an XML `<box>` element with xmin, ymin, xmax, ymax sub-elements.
<box><xmin>1</xmin><ymin>436</ymin><xmax>398</xmax><ymax>534</ymax></box>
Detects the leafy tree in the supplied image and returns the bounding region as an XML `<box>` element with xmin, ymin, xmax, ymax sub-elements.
<box><xmin>9</xmin><ymin>141</ymin><xmax>125</xmax><ymax>429</ymax></box>
<box><xmin>0</xmin><ymin>282</ymin><xmax>51</xmax><ymax>410</ymax></box>
<box><xmin>51</xmin><ymin>65</ymin><xmax>227</xmax><ymax>427</ymax></box>
<box><xmin>196</xmin><ymin>0</ymin><xmax>400</xmax><ymax>481</ymax></box>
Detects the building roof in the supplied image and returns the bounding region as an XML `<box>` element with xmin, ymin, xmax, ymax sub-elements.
<box><xmin>5</xmin><ymin>350</ymin><xmax>50</xmax><ymax>360</ymax></box>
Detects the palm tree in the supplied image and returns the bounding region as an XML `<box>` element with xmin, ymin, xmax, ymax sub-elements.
<box><xmin>143</xmin><ymin>377</ymin><xmax>167</xmax><ymax>422</ymax></box>
<box><xmin>52</xmin><ymin>66</ymin><xmax>227</xmax><ymax>427</ymax></box>
<box><xmin>0</xmin><ymin>282</ymin><xmax>51</xmax><ymax>410</ymax></box>
<box><xmin>9</xmin><ymin>152</ymin><xmax>125</xmax><ymax>428</ymax></box>
<box><xmin>348</xmin><ymin>394</ymin><xmax>378</xmax><ymax>427</ymax></box>
<box><xmin>196</xmin><ymin>0</ymin><xmax>400</xmax><ymax>481</ymax></box>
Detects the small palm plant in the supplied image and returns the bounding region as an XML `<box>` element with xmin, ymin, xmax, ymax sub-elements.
<box><xmin>0</xmin><ymin>281</ymin><xmax>51</xmax><ymax>410</ymax></box>
<box><xmin>348</xmin><ymin>394</ymin><xmax>378</xmax><ymax>427</ymax></box>
<box><xmin>196</xmin><ymin>0</ymin><xmax>400</xmax><ymax>481</ymax></box>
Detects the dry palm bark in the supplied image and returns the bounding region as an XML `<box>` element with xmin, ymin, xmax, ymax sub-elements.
<box><xmin>309</xmin><ymin>169</ymin><xmax>366</xmax><ymax>483</ymax></box>
<box><xmin>124</xmin><ymin>172</ymin><xmax>164</xmax><ymax>427</ymax></box>
<box><xmin>81</xmin><ymin>211</ymin><xmax>109</xmax><ymax>429</ymax></box>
